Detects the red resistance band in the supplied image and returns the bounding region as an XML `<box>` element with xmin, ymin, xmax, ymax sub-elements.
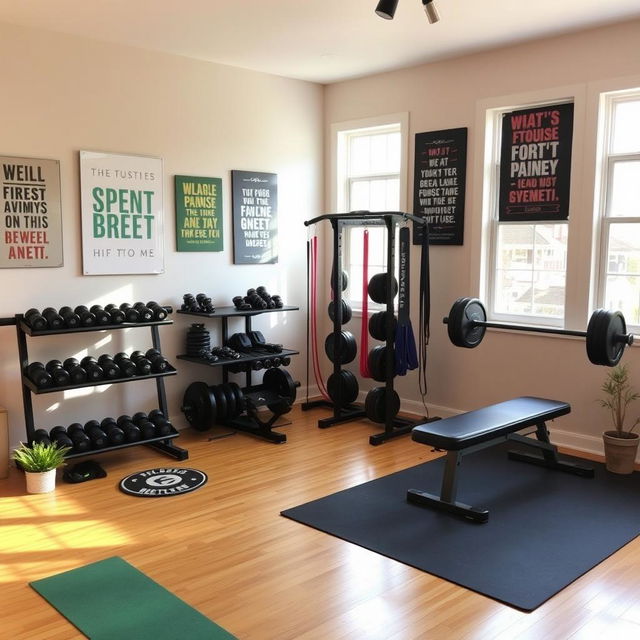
<box><xmin>359</xmin><ymin>229</ymin><xmax>370</xmax><ymax>378</ymax></box>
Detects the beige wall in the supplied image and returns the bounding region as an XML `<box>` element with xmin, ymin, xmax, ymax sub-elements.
<box><xmin>324</xmin><ymin>20</ymin><xmax>640</xmax><ymax>453</ymax></box>
<box><xmin>0</xmin><ymin>23</ymin><xmax>324</xmax><ymax>448</ymax></box>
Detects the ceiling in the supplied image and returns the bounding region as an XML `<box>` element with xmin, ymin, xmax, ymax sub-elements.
<box><xmin>0</xmin><ymin>0</ymin><xmax>639</xmax><ymax>84</ymax></box>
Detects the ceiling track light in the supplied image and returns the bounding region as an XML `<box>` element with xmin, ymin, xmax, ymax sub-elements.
<box><xmin>375</xmin><ymin>0</ymin><xmax>399</xmax><ymax>20</ymax></box>
<box><xmin>422</xmin><ymin>0</ymin><xmax>440</xmax><ymax>24</ymax></box>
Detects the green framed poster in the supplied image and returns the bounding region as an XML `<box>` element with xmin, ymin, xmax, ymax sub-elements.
<box><xmin>175</xmin><ymin>175</ymin><xmax>223</xmax><ymax>252</ymax></box>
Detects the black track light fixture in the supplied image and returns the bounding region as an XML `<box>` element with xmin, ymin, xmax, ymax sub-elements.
<box><xmin>422</xmin><ymin>0</ymin><xmax>440</xmax><ymax>24</ymax></box>
<box><xmin>375</xmin><ymin>0</ymin><xmax>399</xmax><ymax>20</ymax></box>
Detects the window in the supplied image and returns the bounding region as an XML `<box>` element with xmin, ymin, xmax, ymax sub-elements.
<box><xmin>484</xmin><ymin>103</ymin><xmax>571</xmax><ymax>326</ymax></box>
<box><xmin>597</xmin><ymin>92</ymin><xmax>640</xmax><ymax>328</ymax></box>
<box><xmin>332</xmin><ymin>114</ymin><xmax>408</xmax><ymax>312</ymax></box>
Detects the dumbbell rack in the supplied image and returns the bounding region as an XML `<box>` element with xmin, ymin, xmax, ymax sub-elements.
<box><xmin>176</xmin><ymin>305</ymin><xmax>299</xmax><ymax>442</ymax></box>
<box><xmin>15</xmin><ymin>314</ymin><xmax>188</xmax><ymax>460</ymax></box>
<box><xmin>303</xmin><ymin>211</ymin><xmax>427</xmax><ymax>445</ymax></box>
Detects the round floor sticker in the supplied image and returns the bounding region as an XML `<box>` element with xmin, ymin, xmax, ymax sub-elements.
<box><xmin>119</xmin><ymin>467</ymin><xmax>207</xmax><ymax>497</ymax></box>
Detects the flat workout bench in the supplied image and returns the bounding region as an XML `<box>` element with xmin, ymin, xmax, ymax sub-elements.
<box><xmin>408</xmin><ymin>396</ymin><xmax>594</xmax><ymax>523</ymax></box>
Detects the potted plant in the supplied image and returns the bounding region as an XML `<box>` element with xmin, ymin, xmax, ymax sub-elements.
<box><xmin>12</xmin><ymin>441</ymin><xmax>70</xmax><ymax>493</ymax></box>
<box><xmin>599</xmin><ymin>363</ymin><xmax>640</xmax><ymax>474</ymax></box>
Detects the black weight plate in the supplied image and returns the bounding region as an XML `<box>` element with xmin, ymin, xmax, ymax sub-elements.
<box><xmin>212</xmin><ymin>385</ymin><xmax>228</xmax><ymax>422</ymax></box>
<box><xmin>331</xmin><ymin>267</ymin><xmax>349</xmax><ymax>292</ymax></box>
<box><xmin>365</xmin><ymin>387</ymin><xmax>400</xmax><ymax>423</ymax></box>
<box><xmin>328</xmin><ymin>299</ymin><xmax>352</xmax><ymax>325</ymax></box>
<box><xmin>367</xmin><ymin>345</ymin><xmax>388</xmax><ymax>382</ymax></box>
<box><xmin>446</xmin><ymin>297</ymin><xmax>487</xmax><ymax>348</ymax></box>
<box><xmin>587</xmin><ymin>309</ymin><xmax>629</xmax><ymax>366</ymax></box>
<box><xmin>368</xmin><ymin>311</ymin><xmax>397</xmax><ymax>341</ymax></box>
<box><xmin>324</xmin><ymin>331</ymin><xmax>357</xmax><ymax>364</ymax></box>
<box><xmin>327</xmin><ymin>370</ymin><xmax>359</xmax><ymax>407</ymax></box>
<box><xmin>228</xmin><ymin>382</ymin><xmax>245</xmax><ymax>416</ymax></box>
<box><xmin>586</xmin><ymin>309</ymin><xmax>608</xmax><ymax>366</ymax></box>
<box><xmin>367</xmin><ymin>273</ymin><xmax>399</xmax><ymax>305</ymax></box>
<box><xmin>267</xmin><ymin>398</ymin><xmax>293</xmax><ymax>416</ymax></box>
<box><xmin>263</xmin><ymin>367</ymin><xmax>298</xmax><ymax>405</ymax></box>
<box><xmin>181</xmin><ymin>381</ymin><xmax>216</xmax><ymax>431</ymax></box>
<box><xmin>221</xmin><ymin>383</ymin><xmax>237</xmax><ymax>419</ymax></box>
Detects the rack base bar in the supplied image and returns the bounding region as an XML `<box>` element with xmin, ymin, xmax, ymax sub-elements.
<box><xmin>369</xmin><ymin>418</ymin><xmax>417</xmax><ymax>446</ymax></box>
<box><xmin>223</xmin><ymin>414</ymin><xmax>288</xmax><ymax>444</ymax></box>
<box><xmin>317</xmin><ymin>406</ymin><xmax>367</xmax><ymax>428</ymax></box>
<box><xmin>145</xmin><ymin>439</ymin><xmax>189</xmax><ymax>460</ymax></box>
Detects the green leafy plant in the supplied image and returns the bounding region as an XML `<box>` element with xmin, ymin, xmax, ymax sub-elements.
<box><xmin>599</xmin><ymin>363</ymin><xmax>640</xmax><ymax>437</ymax></box>
<box><xmin>11</xmin><ymin>441</ymin><xmax>70</xmax><ymax>473</ymax></box>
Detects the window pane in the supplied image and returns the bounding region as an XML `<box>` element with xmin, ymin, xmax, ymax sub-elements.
<box><xmin>604</xmin><ymin>222</ymin><xmax>640</xmax><ymax>325</ymax></box>
<box><xmin>349</xmin><ymin>136</ymin><xmax>371</xmax><ymax>175</ymax></box>
<box><xmin>612</xmin><ymin>100</ymin><xmax>640</xmax><ymax>154</ymax></box>
<box><xmin>609</xmin><ymin>160</ymin><xmax>640</xmax><ymax>217</ymax></box>
<box><xmin>350</xmin><ymin>178</ymin><xmax>400</xmax><ymax>212</ymax></box>
<box><xmin>350</xmin><ymin>180</ymin><xmax>371</xmax><ymax>210</ymax></box>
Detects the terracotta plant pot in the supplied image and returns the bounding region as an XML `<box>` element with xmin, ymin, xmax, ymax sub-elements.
<box><xmin>25</xmin><ymin>468</ymin><xmax>57</xmax><ymax>494</ymax></box>
<box><xmin>602</xmin><ymin>431</ymin><xmax>640</xmax><ymax>474</ymax></box>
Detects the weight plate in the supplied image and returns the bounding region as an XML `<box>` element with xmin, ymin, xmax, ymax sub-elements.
<box><xmin>367</xmin><ymin>273</ymin><xmax>399</xmax><ymax>305</ymax></box>
<box><xmin>368</xmin><ymin>311</ymin><xmax>397</xmax><ymax>341</ymax></box>
<box><xmin>324</xmin><ymin>331</ymin><xmax>357</xmax><ymax>364</ymax></box>
<box><xmin>331</xmin><ymin>267</ymin><xmax>349</xmax><ymax>292</ymax></box>
<box><xmin>586</xmin><ymin>309</ymin><xmax>608</xmax><ymax>366</ymax></box>
<box><xmin>327</xmin><ymin>370</ymin><xmax>359</xmax><ymax>407</ymax></box>
<box><xmin>328</xmin><ymin>299</ymin><xmax>352</xmax><ymax>325</ymax></box>
<box><xmin>263</xmin><ymin>367</ymin><xmax>298</xmax><ymax>405</ymax></box>
<box><xmin>181</xmin><ymin>381</ymin><xmax>216</xmax><ymax>431</ymax></box>
<box><xmin>228</xmin><ymin>382</ymin><xmax>245</xmax><ymax>416</ymax></box>
<box><xmin>367</xmin><ymin>345</ymin><xmax>394</xmax><ymax>382</ymax></box>
<box><xmin>221</xmin><ymin>383</ymin><xmax>237</xmax><ymax>419</ymax></box>
<box><xmin>446</xmin><ymin>297</ymin><xmax>487</xmax><ymax>348</ymax></box>
<box><xmin>587</xmin><ymin>309</ymin><xmax>629</xmax><ymax>366</ymax></box>
<box><xmin>212</xmin><ymin>385</ymin><xmax>228</xmax><ymax>422</ymax></box>
<box><xmin>364</xmin><ymin>387</ymin><xmax>400</xmax><ymax>423</ymax></box>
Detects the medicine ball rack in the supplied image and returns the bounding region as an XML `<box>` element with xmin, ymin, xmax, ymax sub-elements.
<box><xmin>303</xmin><ymin>211</ymin><xmax>428</xmax><ymax>445</ymax></box>
<box><xmin>12</xmin><ymin>313</ymin><xmax>188</xmax><ymax>460</ymax></box>
<box><xmin>176</xmin><ymin>305</ymin><xmax>300</xmax><ymax>443</ymax></box>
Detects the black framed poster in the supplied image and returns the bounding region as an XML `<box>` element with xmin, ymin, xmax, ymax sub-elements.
<box><xmin>231</xmin><ymin>170</ymin><xmax>277</xmax><ymax>264</ymax></box>
<box><xmin>413</xmin><ymin>127</ymin><xmax>467</xmax><ymax>245</ymax></box>
<box><xmin>498</xmin><ymin>102</ymin><xmax>574</xmax><ymax>221</ymax></box>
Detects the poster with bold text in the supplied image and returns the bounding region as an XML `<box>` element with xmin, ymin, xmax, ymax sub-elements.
<box><xmin>231</xmin><ymin>170</ymin><xmax>277</xmax><ymax>264</ymax></box>
<box><xmin>0</xmin><ymin>156</ymin><xmax>63</xmax><ymax>268</ymax></box>
<box><xmin>80</xmin><ymin>151</ymin><xmax>164</xmax><ymax>274</ymax></box>
<box><xmin>499</xmin><ymin>103</ymin><xmax>574</xmax><ymax>221</ymax></box>
<box><xmin>175</xmin><ymin>175</ymin><xmax>223</xmax><ymax>252</ymax></box>
<box><xmin>413</xmin><ymin>128</ymin><xmax>467</xmax><ymax>245</ymax></box>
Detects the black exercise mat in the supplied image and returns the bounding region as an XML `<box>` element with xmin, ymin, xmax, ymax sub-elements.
<box><xmin>281</xmin><ymin>445</ymin><xmax>640</xmax><ymax>610</ymax></box>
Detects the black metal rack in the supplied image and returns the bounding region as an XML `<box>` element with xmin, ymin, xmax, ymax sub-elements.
<box><xmin>303</xmin><ymin>211</ymin><xmax>428</xmax><ymax>445</ymax></box>
<box><xmin>177</xmin><ymin>305</ymin><xmax>299</xmax><ymax>442</ymax></box>
<box><xmin>15</xmin><ymin>315</ymin><xmax>188</xmax><ymax>460</ymax></box>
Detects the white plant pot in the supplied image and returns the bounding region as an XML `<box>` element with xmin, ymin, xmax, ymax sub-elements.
<box><xmin>25</xmin><ymin>469</ymin><xmax>57</xmax><ymax>494</ymax></box>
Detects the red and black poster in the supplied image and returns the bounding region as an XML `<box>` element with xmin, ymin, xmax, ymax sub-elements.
<box><xmin>413</xmin><ymin>127</ymin><xmax>467</xmax><ymax>245</ymax></box>
<box><xmin>499</xmin><ymin>102</ymin><xmax>574</xmax><ymax>221</ymax></box>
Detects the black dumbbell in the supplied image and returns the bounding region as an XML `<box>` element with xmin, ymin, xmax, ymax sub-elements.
<box><xmin>145</xmin><ymin>348</ymin><xmax>170</xmax><ymax>372</ymax></box>
<box><xmin>50</xmin><ymin>426</ymin><xmax>74</xmax><ymax>449</ymax></box>
<box><xmin>42</xmin><ymin>307</ymin><xmax>65</xmax><ymax>330</ymax></box>
<box><xmin>100</xmin><ymin>417</ymin><xmax>126</xmax><ymax>445</ymax></box>
<box><xmin>130</xmin><ymin>351</ymin><xmax>152</xmax><ymax>375</ymax></box>
<box><xmin>104</xmin><ymin>304</ymin><xmax>126</xmax><ymax>324</ymax></box>
<box><xmin>33</xmin><ymin>429</ymin><xmax>52</xmax><ymax>445</ymax></box>
<box><xmin>119</xmin><ymin>303</ymin><xmax>140</xmax><ymax>323</ymax></box>
<box><xmin>83</xmin><ymin>420</ymin><xmax>108</xmax><ymax>449</ymax></box>
<box><xmin>251</xmin><ymin>360</ymin><xmax>264</xmax><ymax>371</ymax></box>
<box><xmin>113</xmin><ymin>353</ymin><xmax>137</xmax><ymax>378</ymax></box>
<box><xmin>26</xmin><ymin>362</ymin><xmax>53</xmax><ymax>388</ymax></box>
<box><xmin>272</xmin><ymin>295</ymin><xmax>283</xmax><ymax>308</ymax></box>
<box><xmin>97</xmin><ymin>355</ymin><xmax>121</xmax><ymax>379</ymax></box>
<box><xmin>24</xmin><ymin>308</ymin><xmax>48</xmax><ymax>331</ymax></box>
<box><xmin>196</xmin><ymin>294</ymin><xmax>215</xmax><ymax>313</ymax></box>
<box><xmin>146</xmin><ymin>301</ymin><xmax>169</xmax><ymax>321</ymax></box>
<box><xmin>74</xmin><ymin>305</ymin><xmax>97</xmax><ymax>327</ymax></box>
<box><xmin>80</xmin><ymin>356</ymin><xmax>105</xmax><ymax>382</ymax></box>
<box><xmin>232</xmin><ymin>296</ymin><xmax>252</xmax><ymax>311</ymax></box>
<box><xmin>67</xmin><ymin>423</ymin><xmax>92</xmax><ymax>453</ymax></box>
<box><xmin>89</xmin><ymin>305</ymin><xmax>112</xmax><ymax>325</ymax></box>
<box><xmin>58</xmin><ymin>306</ymin><xmax>82</xmax><ymax>328</ymax></box>
<box><xmin>131</xmin><ymin>411</ymin><xmax>148</xmax><ymax>425</ymax></box>
<box><xmin>133</xmin><ymin>302</ymin><xmax>154</xmax><ymax>322</ymax></box>
<box><xmin>136</xmin><ymin>418</ymin><xmax>156</xmax><ymax>439</ymax></box>
<box><xmin>62</xmin><ymin>358</ymin><xmax>89</xmax><ymax>384</ymax></box>
<box><xmin>271</xmin><ymin>356</ymin><xmax>282</xmax><ymax>367</ymax></box>
<box><xmin>281</xmin><ymin>356</ymin><xmax>291</xmax><ymax>367</ymax></box>
<box><xmin>45</xmin><ymin>360</ymin><xmax>72</xmax><ymax>386</ymax></box>
<box><xmin>148</xmin><ymin>412</ymin><xmax>172</xmax><ymax>436</ymax></box>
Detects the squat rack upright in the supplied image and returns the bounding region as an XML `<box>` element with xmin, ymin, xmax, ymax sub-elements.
<box><xmin>303</xmin><ymin>211</ymin><xmax>428</xmax><ymax>445</ymax></box>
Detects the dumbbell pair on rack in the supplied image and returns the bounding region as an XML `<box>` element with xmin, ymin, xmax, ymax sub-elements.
<box><xmin>182</xmin><ymin>293</ymin><xmax>215</xmax><ymax>314</ymax></box>
<box><xmin>232</xmin><ymin>286</ymin><xmax>284</xmax><ymax>311</ymax></box>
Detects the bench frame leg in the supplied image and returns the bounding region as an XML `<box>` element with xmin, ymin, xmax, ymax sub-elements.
<box><xmin>407</xmin><ymin>420</ymin><xmax>594</xmax><ymax>523</ymax></box>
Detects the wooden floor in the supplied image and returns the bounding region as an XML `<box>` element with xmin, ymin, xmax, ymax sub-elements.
<box><xmin>2</xmin><ymin>405</ymin><xmax>640</xmax><ymax>640</ymax></box>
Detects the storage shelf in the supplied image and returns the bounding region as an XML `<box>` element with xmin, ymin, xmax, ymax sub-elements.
<box><xmin>177</xmin><ymin>349</ymin><xmax>299</xmax><ymax>368</ymax></box>
<box><xmin>177</xmin><ymin>305</ymin><xmax>298</xmax><ymax>319</ymax></box>
<box><xmin>22</xmin><ymin>366</ymin><xmax>177</xmax><ymax>394</ymax></box>
<box><xmin>19</xmin><ymin>318</ymin><xmax>173</xmax><ymax>337</ymax></box>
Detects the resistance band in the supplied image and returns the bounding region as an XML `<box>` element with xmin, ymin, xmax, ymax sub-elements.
<box><xmin>310</xmin><ymin>235</ymin><xmax>330</xmax><ymax>401</ymax></box>
<box><xmin>359</xmin><ymin>229</ymin><xmax>371</xmax><ymax>378</ymax></box>
<box><xmin>418</xmin><ymin>219</ymin><xmax>431</xmax><ymax>401</ymax></box>
<box><xmin>395</xmin><ymin>225</ymin><xmax>419</xmax><ymax>375</ymax></box>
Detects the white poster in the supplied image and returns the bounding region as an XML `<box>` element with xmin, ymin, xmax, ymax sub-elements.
<box><xmin>80</xmin><ymin>151</ymin><xmax>164</xmax><ymax>275</ymax></box>
<box><xmin>0</xmin><ymin>155</ymin><xmax>63</xmax><ymax>268</ymax></box>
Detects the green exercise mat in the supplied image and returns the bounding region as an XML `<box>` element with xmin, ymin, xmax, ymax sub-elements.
<box><xmin>30</xmin><ymin>556</ymin><xmax>237</xmax><ymax>640</ymax></box>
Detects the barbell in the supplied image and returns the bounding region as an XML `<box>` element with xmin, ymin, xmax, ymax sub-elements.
<box><xmin>444</xmin><ymin>297</ymin><xmax>634</xmax><ymax>367</ymax></box>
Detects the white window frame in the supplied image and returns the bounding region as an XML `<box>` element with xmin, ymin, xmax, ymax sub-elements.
<box><xmin>330</xmin><ymin>113</ymin><xmax>409</xmax><ymax>315</ymax></box>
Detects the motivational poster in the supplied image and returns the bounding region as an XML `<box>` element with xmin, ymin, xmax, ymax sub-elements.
<box><xmin>499</xmin><ymin>102</ymin><xmax>574</xmax><ymax>221</ymax></box>
<box><xmin>80</xmin><ymin>151</ymin><xmax>164</xmax><ymax>275</ymax></box>
<box><xmin>413</xmin><ymin>128</ymin><xmax>467</xmax><ymax>245</ymax></box>
<box><xmin>231</xmin><ymin>170</ymin><xmax>277</xmax><ymax>264</ymax></box>
<box><xmin>175</xmin><ymin>175</ymin><xmax>223</xmax><ymax>252</ymax></box>
<box><xmin>0</xmin><ymin>156</ymin><xmax>63</xmax><ymax>268</ymax></box>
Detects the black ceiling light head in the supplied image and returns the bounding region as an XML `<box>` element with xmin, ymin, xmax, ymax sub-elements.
<box><xmin>422</xmin><ymin>0</ymin><xmax>440</xmax><ymax>24</ymax></box>
<box><xmin>375</xmin><ymin>0</ymin><xmax>399</xmax><ymax>20</ymax></box>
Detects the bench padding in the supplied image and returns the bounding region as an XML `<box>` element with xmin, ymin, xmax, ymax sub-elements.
<box><xmin>412</xmin><ymin>396</ymin><xmax>570</xmax><ymax>451</ymax></box>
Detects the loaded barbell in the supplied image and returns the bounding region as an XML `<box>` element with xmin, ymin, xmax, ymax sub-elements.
<box><xmin>443</xmin><ymin>297</ymin><xmax>634</xmax><ymax>367</ymax></box>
